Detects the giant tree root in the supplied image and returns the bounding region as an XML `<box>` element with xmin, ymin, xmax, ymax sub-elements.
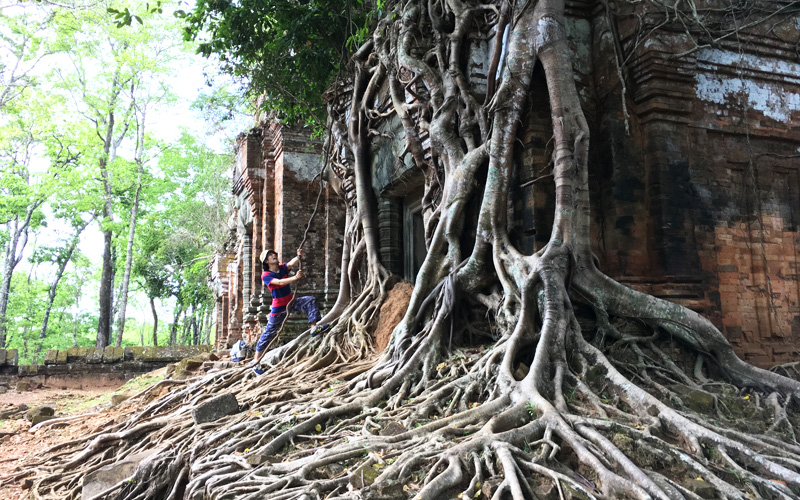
<box><xmin>19</xmin><ymin>275</ymin><xmax>800</xmax><ymax>500</ymax></box>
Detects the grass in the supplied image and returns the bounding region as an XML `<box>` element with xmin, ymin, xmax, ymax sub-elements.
<box><xmin>63</xmin><ymin>370</ymin><xmax>165</xmax><ymax>414</ymax></box>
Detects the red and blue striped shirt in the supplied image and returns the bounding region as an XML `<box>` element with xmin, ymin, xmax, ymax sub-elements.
<box><xmin>262</xmin><ymin>264</ymin><xmax>294</xmax><ymax>316</ymax></box>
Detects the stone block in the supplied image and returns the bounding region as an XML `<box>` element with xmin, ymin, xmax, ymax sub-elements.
<box><xmin>191</xmin><ymin>393</ymin><xmax>239</xmax><ymax>424</ymax></box>
<box><xmin>56</xmin><ymin>350</ymin><xmax>68</xmax><ymax>365</ymax></box>
<box><xmin>66</xmin><ymin>347</ymin><xmax>91</xmax><ymax>362</ymax></box>
<box><xmin>111</xmin><ymin>394</ymin><xmax>129</xmax><ymax>407</ymax></box>
<box><xmin>140</xmin><ymin>345</ymin><xmax>211</xmax><ymax>363</ymax></box>
<box><xmin>31</xmin><ymin>414</ymin><xmax>55</xmax><ymax>425</ymax></box>
<box><xmin>44</xmin><ymin>350</ymin><xmax>58</xmax><ymax>365</ymax></box>
<box><xmin>124</xmin><ymin>346</ymin><xmax>145</xmax><ymax>361</ymax></box>
<box><xmin>682</xmin><ymin>478</ymin><xmax>715</xmax><ymax>499</ymax></box>
<box><xmin>26</xmin><ymin>405</ymin><xmax>55</xmax><ymax>422</ymax></box>
<box><xmin>0</xmin><ymin>349</ymin><xmax>6</xmax><ymax>366</ymax></box>
<box><xmin>103</xmin><ymin>347</ymin><xmax>124</xmax><ymax>363</ymax></box>
<box><xmin>6</xmin><ymin>349</ymin><xmax>18</xmax><ymax>366</ymax></box>
<box><xmin>43</xmin><ymin>364</ymin><xmax>74</xmax><ymax>375</ymax></box>
<box><xmin>18</xmin><ymin>364</ymin><xmax>40</xmax><ymax>376</ymax></box>
<box><xmin>87</xmin><ymin>348</ymin><xmax>105</xmax><ymax>364</ymax></box>
<box><xmin>379</xmin><ymin>422</ymin><xmax>406</xmax><ymax>437</ymax></box>
<box><xmin>172</xmin><ymin>369</ymin><xmax>193</xmax><ymax>380</ymax></box>
<box><xmin>82</xmin><ymin>451</ymin><xmax>155</xmax><ymax>499</ymax></box>
<box><xmin>373</xmin><ymin>479</ymin><xmax>404</xmax><ymax>497</ymax></box>
<box><xmin>176</xmin><ymin>358</ymin><xmax>204</xmax><ymax>372</ymax></box>
<box><xmin>349</xmin><ymin>464</ymin><xmax>379</xmax><ymax>488</ymax></box>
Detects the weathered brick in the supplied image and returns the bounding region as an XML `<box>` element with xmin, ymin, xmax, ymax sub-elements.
<box><xmin>86</xmin><ymin>348</ymin><xmax>105</xmax><ymax>364</ymax></box>
<box><xmin>102</xmin><ymin>347</ymin><xmax>124</xmax><ymax>363</ymax></box>
<box><xmin>18</xmin><ymin>364</ymin><xmax>40</xmax><ymax>376</ymax></box>
<box><xmin>66</xmin><ymin>347</ymin><xmax>91</xmax><ymax>362</ymax></box>
<box><xmin>44</xmin><ymin>350</ymin><xmax>58</xmax><ymax>365</ymax></box>
<box><xmin>124</xmin><ymin>346</ymin><xmax>145</xmax><ymax>361</ymax></box>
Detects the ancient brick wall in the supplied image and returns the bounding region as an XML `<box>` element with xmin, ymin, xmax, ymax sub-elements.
<box><xmin>0</xmin><ymin>346</ymin><xmax>212</xmax><ymax>389</ymax></box>
<box><xmin>212</xmin><ymin>123</ymin><xmax>346</xmax><ymax>350</ymax></box>
<box><xmin>581</xmin><ymin>1</ymin><xmax>800</xmax><ymax>367</ymax></box>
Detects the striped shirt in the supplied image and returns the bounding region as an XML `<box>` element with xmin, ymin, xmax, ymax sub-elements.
<box><xmin>262</xmin><ymin>264</ymin><xmax>294</xmax><ymax>316</ymax></box>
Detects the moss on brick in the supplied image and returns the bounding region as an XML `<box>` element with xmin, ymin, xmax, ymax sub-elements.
<box><xmin>44</xmin><ymin>350</ymin><xmax>58</xmax><ymax>365</ymax></box>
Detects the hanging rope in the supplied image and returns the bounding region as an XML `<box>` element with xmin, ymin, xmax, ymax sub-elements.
<box><xmin>258</xmin><ymin>130</ymin><xmax>335</xmax><ymax>355</ymax></box>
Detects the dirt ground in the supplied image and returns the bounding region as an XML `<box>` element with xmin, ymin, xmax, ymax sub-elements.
<box><xmin>0</xmin><ymin>370</ymin><xmax>166</xmax><ymax>500</ymax></box>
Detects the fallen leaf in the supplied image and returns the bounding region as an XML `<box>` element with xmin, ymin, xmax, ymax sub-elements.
<box><xmin>436</xmin><ymin>362</ymin><xmax>447</xmax><ymax>371</ymax></box>
<box><xmin>315</xmin><ymin>424</ymin><xmax>322</xmax><ymax>432</ymax></box>
<box><xmin>696</xmin><ymin>477</ymin><xmax>704</xmax><ymax>481</ymax></box>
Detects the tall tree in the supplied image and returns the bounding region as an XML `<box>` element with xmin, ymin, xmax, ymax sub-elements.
<box><xmin>53</xmin><ymin>2</ymin><xmax>185</xmax><ymax>347</ymax></box>
<box><xmin>113</xmin><ymin>91</ymin><xmax>171</xmax><ymax>346</ymax></box>
<box><xmin>0</xmin><ymin>92</ymin><xmax>71</xmax><ymax>347</ymax></box>
<box><xmin>34</xmin><ymin>217</ymin><xmax>91</xmax><ymax>353</ymax></box>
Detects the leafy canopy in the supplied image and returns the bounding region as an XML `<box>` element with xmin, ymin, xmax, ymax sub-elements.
<box><xmin>180</xmin><ymin>0</ymin><xmax>377</xmax><ymax>127</ymax></box>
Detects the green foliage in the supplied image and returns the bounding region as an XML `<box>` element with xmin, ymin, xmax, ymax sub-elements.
<box><xmin>0</xmin><ymin>0</ymin><xmax>231</xmax><ymax>351</ymax></box>
<box><xmin>180</xmin><ymin>0</ymin><xmax>375</xmax><ymax>127</ymax></box>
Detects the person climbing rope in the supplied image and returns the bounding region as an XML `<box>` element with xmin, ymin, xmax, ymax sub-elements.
<box><xmin>251</xmin><ymin>248</ymin><xmax>329</xmax><ymax>374</ymax></box>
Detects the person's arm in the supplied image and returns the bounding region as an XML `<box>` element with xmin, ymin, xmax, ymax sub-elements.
<box><xmin>267</xmin><ymin>269</ymin><xmax>303</xmax><ymax>287</ymax></box>
<box><xmin>286</xmin><ymin>248</ymin><xmax>303</xmax><ymax>270</ymax></box>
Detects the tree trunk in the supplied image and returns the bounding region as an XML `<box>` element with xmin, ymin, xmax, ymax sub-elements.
<box><xmin>21</xmin><ymin>263</ymin><xmax>36</xmax><ymax>362</ymax></box>
<box><xmin>150</xmin><ymin>297</ymin><xmax>158</xmax><ymax>346</ymax></box>
<box><xmin>169</xmin><ymin>304</ymin><xmax>183</xmax><ymax>346</ymax></box>
<box><xmin>114</xmin><ymin>176</ymin><xmax>143</xmax><ymax>347</ymax></box>
<box><xmin>37</xmin><ymin>221</ymin><xmax>89</xmax><ymax>354</ymax></box>
<box><xmin>95</xmin><ymin>73</ymin><xmax>133</xmax><ymax>348</ymax></box>
<box><xmin>114</xmin><ymin>107</ymin><xmax>147</xmax><ymax>347</ymax></box>
<box><xmin>191</xmin><ymin>307</ymin><xmax>199</xmax><ymax>345</ymax></box>
<box><xmin>28</xmin><ymin>2</ymin><xmax>800</xmax><ymax>499</ymax></box>
<box><xmin>0</xmin><ymin>204</ymin><xmax>39</xmax><ymax>348</ymax></box>
<box><xmin>202</xmin><ymin>308</ymin><xmax>212</xmax><ymax>345</ymax></box>
<box><xmin>96</xmin><ymin>227</ymin><xmax>114</xmax><ymax>349</ymax></box>
<box><xmin>72</xmin><ymin>314</ymin><xmax>79</xmax><ymax>348</ymax></box>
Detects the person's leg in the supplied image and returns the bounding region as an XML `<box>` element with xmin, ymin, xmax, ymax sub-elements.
<box><xmin>252</xmin><ymin>312</ymin><xmax>285</xmax><ymax>365</ymax></box>
<box><xmin>291</xmin><ymin>296</ymin><xmax>330</xmax><ymax>336</ymax></box>
<box><xmin>290</xmin><ymin>296</ymin><xmax>321</xmax><ymax>326</ymax></box>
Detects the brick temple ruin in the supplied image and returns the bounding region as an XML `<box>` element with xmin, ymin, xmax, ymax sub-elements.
<box><xmin>212</xmin><ymin>2</ymin><xmax>800</xmax><ymax>367</ymax></box>
<box><xmin>210</xmin><ymin>123</ymin><xmax>345</xmax><ymax>350</ymax></box>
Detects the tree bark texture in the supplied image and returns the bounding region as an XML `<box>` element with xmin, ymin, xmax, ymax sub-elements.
<box><xmin>150</xmin><ymin>297</ymin><xmax>158</xmax><ymax>347</ymax></box>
